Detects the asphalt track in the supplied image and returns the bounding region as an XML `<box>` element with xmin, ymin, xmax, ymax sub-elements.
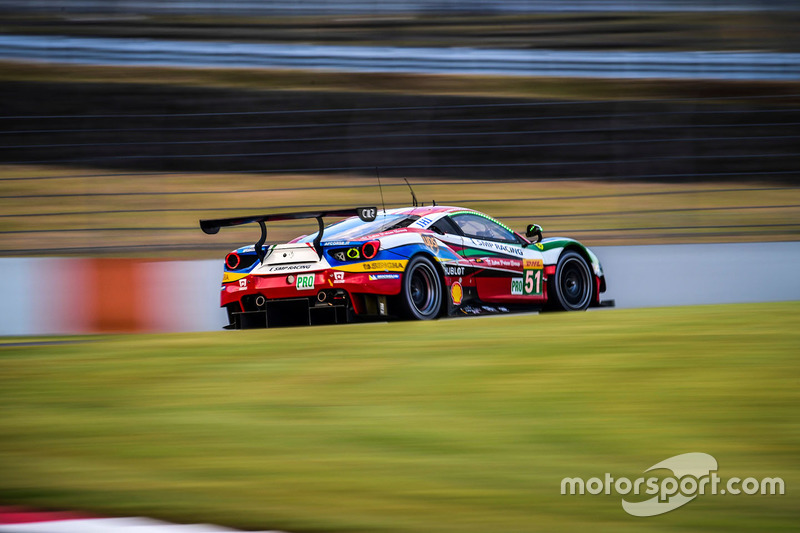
<box><xmin>1</xmin><ymin>241</ymin><xmax>799</xmax><ymax>336</ymax></box>
<box><xmin>2</xmin><ymin>34</ymin><xmax>800</xmax><ymax>80</ymax></box>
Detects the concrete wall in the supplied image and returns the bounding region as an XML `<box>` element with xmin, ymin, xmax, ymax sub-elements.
<box><xmin>1</xmin><ymin>241</ymin><xmax>798</xmax><ymax>336</ymax></box>
<box><xmin>594</xmin><ymin>242</ymin><xmax>800</xmax><ymax>309</ymax></box>
<box><xmin>0</xmin><ymin>258</ymin><xmax>227</xmax><ymax>336</ymax></box>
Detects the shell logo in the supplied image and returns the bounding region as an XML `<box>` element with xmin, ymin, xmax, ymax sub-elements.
<box><xmin>450</xmin><ymin>281</ymin><xmax>463</xmax><ymax>305</ymax></box>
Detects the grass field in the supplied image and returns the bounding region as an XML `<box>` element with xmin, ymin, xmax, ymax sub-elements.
<box><xmin>4</xmin><ymin>61</ymin><xmax>800</xmax><ymax>102</ymax></box>
<box><xmin>2</xmin><ymin>165</ymin><xmax>799</xmax><ymax>256</ymax></box>
<box><xmin>1</xmin><ymin>303</ymin><xmax>798</xmax><ymax>532</ymax></box>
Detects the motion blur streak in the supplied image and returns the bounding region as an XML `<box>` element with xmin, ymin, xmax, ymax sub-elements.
<box><xmin>1</xmin><ymin>242</ymin><xmax>798</xmax><ymax>336</ymax></box>
<box><xmin>3</xmin><ymin>0</ymin><xmax>797</xmax><ymax>14</ymax></box>
<box><xmin>2</xmin><ymin>34</ymin><xmax>798</xmax><ymax>80</ymax></box>
<box><xmin>0</xmin><ymin>258</ymin><xmax>226</xmax><ymax>335</ymax></box>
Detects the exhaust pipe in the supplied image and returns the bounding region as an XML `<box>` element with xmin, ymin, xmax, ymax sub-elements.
<box><xmin>254</xmin><ymin>295</ymin><xmax>266</xmax><ymax>307</ymax></box>
<box><xmin>317</xmin><ymin>290</ymin><xmax>328</xmax><ymax>303</ymax></box>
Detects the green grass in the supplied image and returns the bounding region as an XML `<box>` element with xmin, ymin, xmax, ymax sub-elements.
<box><xmin>3</xmin><ymin>61</ymin><xmax>800</xmax><ymax>102</ymax></box>
<box><xmin>1</xmin><ymin>303</ymin><xmax>799</xmax><ymax>532</ymax></box>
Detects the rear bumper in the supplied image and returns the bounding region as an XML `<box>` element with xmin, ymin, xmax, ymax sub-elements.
<box><xmin>221</xmin><ymin>268</ymin><xmax>403</xmax><ymax>328</ymax></box>
<box><xmin>223</xmin><ymin>269</ymin><xmax>402</xmax><ymax>305</ymax></box>
<box><xmin>227</xmin><ymin>298</ymin><xmax>350</xmax><ymax>329</ymax></box>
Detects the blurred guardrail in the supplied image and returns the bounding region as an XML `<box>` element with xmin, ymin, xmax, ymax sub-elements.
<box><xmin>2</xmin><ymin>241</ymin><xmax>799</xmax><ymax>335</ymax></box>
<box><xmin>2</xmin><ymin>35</ymin><xmax>800</xmax><ymax>80</ymax></box>
<box><xmin>1</xmin><ymin>0</ymin><xmax>798</xmax><ymax>14</ymax></box>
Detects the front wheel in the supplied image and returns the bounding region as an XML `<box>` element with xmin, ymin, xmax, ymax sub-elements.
<box><xmin>551</xmin><ymin>251</ymin><xmax>593</xmax><ymax>311</ymax></box>
<box><xmin>400</xmin><ymin>256</ymin><xmax>443</xmax><ymax>320</ymax></box>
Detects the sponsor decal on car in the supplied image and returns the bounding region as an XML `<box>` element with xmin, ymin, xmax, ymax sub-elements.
<box><xmin>451</xmin><ymin>281</ymin><xmax>463</xmax><ymax>305</ymax></box>
<box><xmin>369</xmin><ymin>273</ymin><xmax>401</xmax><ymax>281</ymax></box>
<box><xmin>467</xmin><ymin>238</ymin><xmax>524</xmax><ymax>257</ymax></box>
<box><xmin>337</xmin><ymin>260</ymin><xmax>408</xmax><ymax>273</ymax></box>
<box><xmin>421</xmin><ymin>234</ymin><xmax>440</xmax><ymax>253</ymax></box>
<box><xmin>333</xmin><ymin>271</ymin><xmax>346</xmax><ymax>283</ymax></box>
<box><xmin>444</xmin><ymin>265</ymin><xmax>466</xmax><ymax>276</ymax></box>
<box><xmin>524</xmin><ymin>258</ymin><xmax>544</xmax><ymax>269</ymax></box>
<box><xmin>511</xmin><ymin>278</ymin><xmax>524</xmax><ymax>295</ymax></box>
<box><xmin>266</xmin><ymin>264</ymin><xmax>313</xmax><ymax>272</ymax></box>
<box><xmin>413</xmin><ymin>216</ymin><xmax>435</xmax><ymax>229</ymax></box>
<box><xmin>493</xmin><ymin>242</ymin><xmax>524</xmax><ymax>257</ymax></box>
<box><xmin>222</xmin><ymin>271</ymin><xmax>248</xmax><ymax>284</ymax></box>
<box><xmin>296</xmin><ymin>273</ymin><xmax>315</xmax><ymax>290</ymax></box>
<box><xmin>483</xmin><ymin>257</ymin><xmax>521</xmax><ymax>269</ymax></box>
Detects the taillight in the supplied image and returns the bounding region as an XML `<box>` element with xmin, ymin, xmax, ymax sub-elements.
<box><xmin>225</xmin><ymin>252</ymin><xmax>241</xmax><ymax>270</ymax></box>
<box><xmin>362</xmin><ymin>240</ymin><xmax>380</xmax><ymax>260</ymax></box>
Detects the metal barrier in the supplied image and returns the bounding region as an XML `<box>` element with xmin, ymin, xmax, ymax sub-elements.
<box><xmin>2</xmin><ymin>35</ymin><xmax>800</xmax><ymax>80</ymax></box>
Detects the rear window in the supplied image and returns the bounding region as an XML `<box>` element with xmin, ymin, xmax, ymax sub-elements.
<box><xmin>298</xmin><ymin>213</ymin><xmax>418</xmax><ymax>242</ymax></box>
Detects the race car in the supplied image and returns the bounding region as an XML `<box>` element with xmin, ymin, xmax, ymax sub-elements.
<box><xmin>200</xmin><ymin>205</ymin><xmax>609</xmax><ymax>329</ymax></box>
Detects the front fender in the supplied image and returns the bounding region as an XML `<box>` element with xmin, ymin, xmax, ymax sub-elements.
<box><xmin>538</xmin><ymin>237</ymin><xmax>604</xmax><ymax>279</ymax></box>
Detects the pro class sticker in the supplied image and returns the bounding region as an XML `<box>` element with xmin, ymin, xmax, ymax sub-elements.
<box><xmin>296</xmin><ymin>273</ymin><xmax>315</xmax><ymax>290</ymax></box>
<box><xmin>511</xmin><ymin>278</ymin><xmax>524</xmax><ymax>295</ymax></box>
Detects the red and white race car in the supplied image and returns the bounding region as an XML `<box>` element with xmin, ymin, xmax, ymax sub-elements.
<box><xmin>200</xmin><ymin>205</ymin><xmax>609</xmax><ymax>328</ymax></box>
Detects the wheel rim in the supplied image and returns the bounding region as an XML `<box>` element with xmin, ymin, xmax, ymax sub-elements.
<box><xmin>559</xmin><ymin>257</ymin><xmax>591</xmax><ymax>309</ymax></box>
<box><xmin>408</xmin><ymin>262</ymin><xmax>440</xmax><ymax>317</ymax></box>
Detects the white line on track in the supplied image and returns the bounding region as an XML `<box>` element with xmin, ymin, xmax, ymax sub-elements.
<box><xmin>0</xmin><ymin>517</ymin><xmax>288</xmax><ymax>533</ymax></box>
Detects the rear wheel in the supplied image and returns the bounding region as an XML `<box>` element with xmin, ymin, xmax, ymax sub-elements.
<box><xmin>552</xmin><ymin>251</ymin><xmax>593</xmax><ymax>311</ymax></box>
<box><xmin>400</xmin><ymin>256</ymin><xmax>442</xmax><ymax>320</ymax></box>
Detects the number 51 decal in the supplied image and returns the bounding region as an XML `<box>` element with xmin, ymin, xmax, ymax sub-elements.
<box><xmin>522</xmin><ymin>259</ymin><xmax>544</xmax><ymax>296</ymax></box>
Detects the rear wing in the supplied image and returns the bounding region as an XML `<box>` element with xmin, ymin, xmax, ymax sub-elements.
<box><xmin>200</xmin><ymin>207</ymin><xmax>378</xmax><ymax>263</ymax></box>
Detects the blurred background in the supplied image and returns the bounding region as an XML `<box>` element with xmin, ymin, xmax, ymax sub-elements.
<box><xmin>0</xmin><ymin>0</ymin><xmax>798</xmax><ymax>333</ymax></box>
<box><xmin>1</xmin><ymin>3</ymin><xmax>799</xmax><ymax>533</ymax></box>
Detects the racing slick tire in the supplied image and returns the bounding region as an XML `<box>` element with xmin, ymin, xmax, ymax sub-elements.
<box><xmin>551</xmin><ymin>251</ymin><xmax>593</xmax><ymax>311</ymax></box>
<box><xmin>400</xmin><ymin>255</ymin><xmax>443</xmax><ymax>320</ymax></box>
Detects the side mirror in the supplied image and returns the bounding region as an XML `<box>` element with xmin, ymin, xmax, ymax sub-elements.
<box><xmin>526</xmin><ymin>224</ymin><xmax>543</xmax><ymax>243</ymax></box>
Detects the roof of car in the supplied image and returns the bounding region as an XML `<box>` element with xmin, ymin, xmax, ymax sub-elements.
<box><xmin>379</xmin><ymin>205</ymin><xmax>473</xmax><ymax>217</ymax></box>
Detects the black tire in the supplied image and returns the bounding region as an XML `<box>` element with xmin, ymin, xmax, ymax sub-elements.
<box><xmin>552</xmin><ymin>251</ymin><xmax>593</xmax><ymax>311</ymax></box>
<box><xmin>400</xmin><ymin>256</ymin><xmax>443</xmax><ymax>320</ymax></box>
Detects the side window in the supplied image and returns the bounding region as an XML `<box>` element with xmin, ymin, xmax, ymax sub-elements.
<box><xmin>451</xmin><ymin>213</ymin><xmax>518</xmax><ymax>244</ymax></box>
<box><xmin>430</xmin><ymin>216</ymin><xmax>462</xmax><ymax>235</ymax></box>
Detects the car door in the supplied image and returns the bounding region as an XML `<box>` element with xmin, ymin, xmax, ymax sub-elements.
<box><xmin>423</xmin><ymin>216</ymin><xmax>477</xmax><ymax>305</ymax></box>
<box><xmin>447</xmin><ymin>212</ymin><xmax>545</xmax><ymax>304</ymax></box>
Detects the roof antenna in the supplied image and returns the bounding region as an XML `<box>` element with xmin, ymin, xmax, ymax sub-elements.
<box><xmin>403</xmin><ymin>178</ymin><xmax>419</xmax><ymax>207</ymax></box>
<box><xmin>375</xmin><ymin>167</ymin><xmax>387</xmax><ymax>213</ymax></box>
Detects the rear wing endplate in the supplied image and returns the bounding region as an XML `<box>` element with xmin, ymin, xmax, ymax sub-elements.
<box><xmin>200</xmin><ymin>207</ymin><xmax>377</xmax><ymax>264</ymax></box>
